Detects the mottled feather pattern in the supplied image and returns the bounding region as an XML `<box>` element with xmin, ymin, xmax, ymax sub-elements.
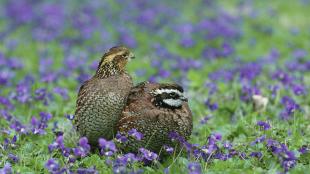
<box><xmin>74</xmin><ymin>73</ymin><xmax>133</xmax><ymax>146</ymax></box>
<box><xmin>117</xmin><ymin>82</ymin><xmax>192</xmax><ymax>153</ymax></box>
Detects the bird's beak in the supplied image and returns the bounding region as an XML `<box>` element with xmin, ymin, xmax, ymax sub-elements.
<box><xmin>180</xmin><ymin>95</ymin><xmax>188</xmax><ymax>102</ymax></box>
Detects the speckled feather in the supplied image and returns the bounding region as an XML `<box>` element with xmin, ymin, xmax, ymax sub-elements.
<box><xmin>73</xmin><ymin>46</ymin><xmax>134</xmax><ymax>146</ymax></box>
<box><xmin>117</xmin><ymin>82</ymin><xmax>192</xmax><ymax>153</ymax></box>
<box><xmin>74</xmin><ymin>74</ymin><xmax>133</xmax><ymax>145</ymax></box>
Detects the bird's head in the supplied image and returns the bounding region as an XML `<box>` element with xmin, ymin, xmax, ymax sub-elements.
<box><xmin>95</xmin><ymin>46</ymin><xmax>135</xmax><ymax>78</ymax></box>
<box><xmin>150</xmin><ymin>83</ymin><xmax>188</xmax><ymax>109</ymax></box>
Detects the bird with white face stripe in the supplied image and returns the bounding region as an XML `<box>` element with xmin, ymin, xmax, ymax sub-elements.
<box><xmin>116</xmin><ymin>81</ymin><xmax>192</xmax><ymax>154</ymax></box>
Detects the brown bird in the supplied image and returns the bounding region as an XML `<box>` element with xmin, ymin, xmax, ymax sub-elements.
<box><xmin>117</xmin><ymin>82</ymin><xmax>192</xmax><ymax>154</ymax></box>
<box><xmin>73</xmin><ymin>46</ymin><xmax>135</xmax><ymax>146</ymax></box>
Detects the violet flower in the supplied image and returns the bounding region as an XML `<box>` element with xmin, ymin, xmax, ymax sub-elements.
<box><xmin>73</xmin><ymin>137</ymin><xmax>90</xmax><ymax>158</ymax></box>
<box><xmin>45</xmin><ymin>158</ymin><xmax>61</xmax><ymax>173</ymax></box>
<box><xmin>188</xmin><ymin>162</ymin><xmax>202</xmax><ymax>174</ymax></box>
<box><xmin>250</xmin><ymin>152</ymin><xmax>262</xmax><ymax>159</ymax></box>
<box><xmin>0</xmin><ymin>96</ymin><xmax>14</xmax><ymax>110</ymax></box>
<box><xmin>250</xmin><ymin>135</ymin><xmax>266</xmax><ymax>146</ymax></box>
<box><xmin>163</xmin><ymin>145</ymin><xmax>174</xmax><ymax>154</ymax></box>
<box><xmin>8</xmin><ymin>153</ymin><xmax>19</xmax><ymax>163</ymax></box>
<box><xmin>53</xmin><ymin>87</ymin><xmax>69</xmax><ymax>100</ymax></box>
<box><xmin>257</xmin><ymin>121</ymin><xmax>271</xmax><ymax>130</ymax></box>
<box><xmin>115</xmin><ymin>153</ymin><xmax>138</xmax><ymax>166</ymax></box>
<box><xmin>139</xmin><ymin>148</ymin><xmax>158</xmax><ymax>162</ymax></box>
<box><xmin>200</xmin><ymin>115</ymin><xmax>211</xmax><ymax>124</ymax></box>
<box><xmin>115</xmin><ymin>132</ymin><xmax>128</xmax><ymax>144</ymax></box>
<box><xmin>76</xmin><ymin>167</ymin><xmax>98</xmax><ymax>174</ymax></box>
<box><xmin>0</xmin><ymin>162</ymin><xmax>12</xmax><ymax>174</ymax></box>
<box><xmin>128</xmin><ymin>129</ymin><xmax>143</xmax><ymax>141</ymax></box>
<box><xmin>10</xmin><ymin>120</ymin><xmax>27</xmax><ymax>134</ymax></box>
<box><xmin>98</xmin><ymin>138</ymin><xmax>117</xmax><ymax>156</ymax></box>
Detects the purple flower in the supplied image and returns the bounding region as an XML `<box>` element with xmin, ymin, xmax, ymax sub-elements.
<box><xmin>291</xmin><ymin>84</ymin><xmax>306</xmax><ymax>96</ymax></box>
<box><xmin>238</xmin><ymin>62</ymin><xmax>262</xmax><ymax>81</ymax></box>
<box><xmin>282</xmin><ymin>159</ymin><xmax>297</xmax><ymax>172</ymax></box>
<box><xmin>179</xmin><ymin>37</ymin><xmax>195</xmax><ymax>48</ymax></box>
<box><xmin>8</xmin><ymin>153</ymin><xmax>19</xmax><ymax>163</ymax></box>
<box><xmin>200</xmin><ymin>115</ymin><xmax>211</xmax><ymax>124</ymax></box>
<box><xmin>115</xmin><ymin>153</ymin><xmax>138</xmax><ymax>166</ymax></box>
<box><xmin>266</xmin><ymin>139</ymin><xmax>298</xmax><ymax>171</ymax></box>
<box><xmin>3</xmin><ymin>135</ymin><xmax>17</xmax><ymax>149</ymax></box>
<box><xmin>188</xmin><ymin>162</ymin><xmax>202</xmax><ymax>174</ymax></box>
<box><xmin>204</xmin><ymin>99</ymin><xmax>218</xmax><ymax>111</ymax></box>
<box><xmin>77</xmin><ymin>73</ymin><xmax>91</xmax><ymax>84</ymax></box>
<box><xmin>272</xmin><ymin>70</ymin><xmax>293</xmax><ymax>85</ymax></box>
<box><xmin>45</xmin><ymin>158</ymin><xmax>60</xmax><ymax>173</ymax></box>
<box><xmin>0</xmin><ymin>70</ymin><xmax>14</xmax><ymax>86</ymax></box>
<box><xmin>115</xmin><ymin>132</ymin><xmax>128</xmax><ymax>144</ymax></box>
<box><xmin>201</xmin><ymin>133</ymin><xmax>222</xmax><ymax>156</ymax></box>
<box><xmin>128</xmin><ymin>129</ymin><xmax>143</xmax><ymax>141</ymax></box>
<box><xmin>112</xmin><ymin>166</ymin><xmax>127</xmax><ymax>174</ymax></box>
<box><xmin>48</xmin><ymin>135</ymin><xmax>68</xmax><ymax>156</ymax></box>
<box><xmin>98</xmin><ymin>138</ymin><xmax>117</xmax><ymax>156</ymax></box>
<box><xmin>169</xmin><ymin>132</ymin><xmax>186</xmax><ymax>144</ymax></box>
<box><xmin>0</xmin><ymin>96</ymin><xmax>14</xmax><ymax>110</ymax></box>
<box><xmin>72</xmin><ymin>7</ymin><xmax>99</xmax><ymax>39</ymax></box>
<box><xmin>139</xmin><ymin>148</ymin><xmax>158</xmax><ymax>161</ymax></box>
<box><xmin>250</xmin><ymin>151</ymin><xmax>262</xmax><ymax>159</ymax></box>
<box><xmin>281</xmin><ymin>151</ymin><xmax>297</xmax><ymax>172</ymax></box>
<box><xmin>163</xmin><ymin>145</ymin><xmax>174</xmax><ymax>154</ymax></box>
<box><xmin>12</xmin><ymin>80</ymin><xmax>33</xmax><ymax>103</ymax></box>
<box><xmin>158</xmin><ymin>69</ymin><xmax>171</xmax><ymax>79</ymax></box>
<box><xmin>5</xmin><ymin>0</ymin><xmax>34</xmax><ymax>24</ymax></box>
<box><xmin>33</xmin><ymin>3</ymin><xmax>65</xmax><ymax>41</ymax></box>
<box><xmin>1</xmin><ymin>110</ymin><xmax>13</xmax><ymax>121</ymax></box>
<box><xmin>66</xmin><ymin>114</ymin><xmax>75</xmax><ymax>120</ymax></box>
<box><xmin>280</xmin><ymin>96</ymin><xmax>300</xmax><ymax>120</ymax></box>
<box><xmin>205</xmin><ymin>82</ymin><xmax>218</xmax><ymax>95</ymax></box>
<box><xmin>240</xmin><ymin>85</ymin><xmax>260</xmax><ymax>101</ymax></box>
<box><xmin>34</xmin><ymin>88</ymin><xmax>51</xmax><ymax>105</ymax></box>
<box><xmin>257</xmin><ymin>121</ymin><xmax>271</xmax><ymax>130</ymax></box>
<box><xmin>30</xmin><ymin>112</ymin><xmax>52</xmax><ymax>135</ymax></box>
<box><xmin>292</xmin><ymin>49</ymin><xmax>307</xmax><ymax>58</ymax></box>
<box><xmin>73</xmin><ymin>137</ymin><xmax>91</xmax><ymax>158</ymax></box>
<box><xmin>53</xmin><ymin>87</ymin><xmax>69</xmax><ymax>100</ymax></box>
<box><xmin>10</xmin><ymin>120</ymin><xmax>27</xmax><ymax>134</ymax></box>
<box><xmin>299</xmin><ymin>145</ymin><xmax>309</xmax><ymax>154</ymax></box>
<box><xmin>251</xmin><ymin>135</ymin><xmax>266</xmax><ymax>146</ymax></box>
<box><xmin>118</xmin><ymin>29</ymin><xmax>137</xmax><ymax>48</ymax></box>
<box><xmin>269</xmin><ymin>85</ymin><xmax>279</xmax><ymax>98</ymax></box>
<box><xmin>0</xmin><ymin>163</ymin><xmax>12</xmax><ymax>174</ymax></box>
<box><xmin>6</xmin><ymin>58</ymin><xmax>24</xmax><ymax>69</ymax></box>
<box><xmin>76</xmin><ymin>167</ymin><xmax>98</xmax><ymax>174</ymax></box>
<box><xmin>210</xmin><ymin>133</ymin><xmax>222</xmax><ymax>141</ymax></box>
<box><xmin>222</xmin><ymin>141</ymin><xmax>232</xmax><ymax>150</ymax></box>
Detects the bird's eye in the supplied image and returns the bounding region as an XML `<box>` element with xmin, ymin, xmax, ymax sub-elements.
<box><xmin>169</xmin><ymin>93</ymin><xmax>177</xmax><ymax>98</ymax></box>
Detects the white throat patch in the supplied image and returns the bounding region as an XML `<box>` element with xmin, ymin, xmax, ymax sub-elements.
<box><xmin>162</xmin><ymin>99</ymin><xmax>183</xmax><ymax>107</ymax></box>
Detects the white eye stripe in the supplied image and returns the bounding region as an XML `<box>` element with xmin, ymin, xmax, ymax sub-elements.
<box><xmin>152</xmin><ymin>89</ymin><xmax>183</xmax><ymax>96</ymax></box>
<box><xmin>162</xmin><ymin>99</ymin><xmax>183</xmax><ymax>107</ymax></box>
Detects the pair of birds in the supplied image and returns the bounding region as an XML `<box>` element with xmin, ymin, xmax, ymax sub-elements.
<box><xmin>73</xmin><ymin>46</ymin><xmax>192</xmax><ymax>154</ymax></box>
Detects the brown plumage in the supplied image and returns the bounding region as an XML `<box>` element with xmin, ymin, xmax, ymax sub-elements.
<box><xmin>117</xmin><ymin>82</ymin><xmax>192</xmax><ymax>153</ymax></box>
<box><xmin>73</xmin><ymin>46</ymin><xmax>135</xmax><ymax>146</ymax></box>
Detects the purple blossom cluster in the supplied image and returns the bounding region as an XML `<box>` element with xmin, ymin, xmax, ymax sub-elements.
<box><xmin>47</xmin><ymin>136</ymin><xmax>97</xmax><ymax>173</ymax></box>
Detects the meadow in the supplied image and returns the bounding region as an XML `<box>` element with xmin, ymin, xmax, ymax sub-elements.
<box><xmin>0</xmin><ymin>0</ymin><xmax>310</xmax><ymax>173</ymax></box>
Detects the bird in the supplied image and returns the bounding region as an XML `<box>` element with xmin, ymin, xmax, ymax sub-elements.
<box><xmin>116</xmin><ymin>81</ymin><xmax>192</xmax><ymax>154</ymax></box>
<box><xmin>73</xmin><ymin>46</ymin><xmax>135</xmax><ymax>146</ymax></box>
